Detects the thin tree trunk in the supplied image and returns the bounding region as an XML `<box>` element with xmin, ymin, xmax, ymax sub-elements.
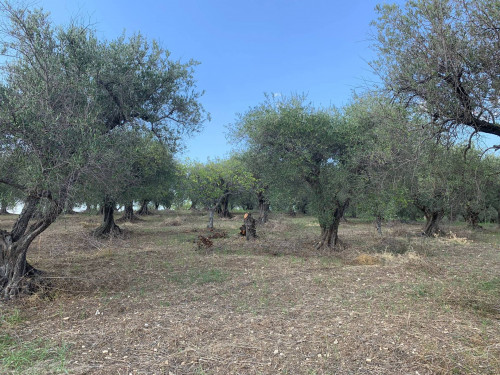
<box><xmin>375</xmin><ymin>214</ymin><xmax>383</xmax><ymax>236</ymax></box>
<box><xmin>351</xmin><ymin>205</ymin><xmax>357</xmax><ymax>219</ymax></box>
<box><xmin>207</xmin><ymin>208</ymin><xmax>215</xmax><ymax>229</ymax></box>
<box><xmin>93</xmin><ymin>199</ymin><xmax>122</xmax><ymax>237</ymax></box>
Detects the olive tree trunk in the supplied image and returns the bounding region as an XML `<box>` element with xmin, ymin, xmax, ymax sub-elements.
<box><xmin>117</xmin><ymin>202</ymin><xmax>142</xmax><ymax>223</ymax></box>
<box><xmin>137</xmin><ymin>200</ymin><xmax>151</xmax><ymax>216</ymax></box>
<box><xmin>0</xmin><ymin>200</ymin><xmax>9</xmax><ymax>215</ymax></box>
<box><xmin>422</xmin><ymin>209</ymin><xmax>444</xmax><ymax>236</ymax></box>
<box><xmin>216</xmin><ymin>194</ymin><xmax>232</xmax><ymax>218</ymax></box>
<box><xmin>0</xmin><ymin>194</ymin><xmax>63</xmax><ymax>299</ymax></box>
<box><xmin>464</xmin><ymin>206</ymin><xmax>481</xmax><ymax>229</ymax></box>
<box><xmin>257</xmin><ymin>191</ymin><xmax>269</xmax><ymax>224</ymax></box>
<box><xmin>93</xmin><ymin>199</ymin><xmax>122</xmax><ymax>237</ymax></box>
<box><xmin>244</xmin><ymin>213</ymin><xmax>257</xmax><ymax>240</ymax></box>
<box><xmin>207</xmin><ymin>208</ymin><xmax>215</xmax><ymax>229</ymax></box>
<box><xmin>315</xmin><ymin>199</ymin><xmax>350</xmax><ymax>251</ymax></box>
<box><xmin>375</xmin><ymin>214</ymin><xmax>383</xmax><ymax>236</ymax></box>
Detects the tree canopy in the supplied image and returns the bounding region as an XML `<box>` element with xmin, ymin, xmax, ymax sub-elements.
<box><xmin>0</xmin><ymin>1</ymin><xmax>207</xmax><ymax>298</ymax></box>
<box><xmin>372</xmin><ymin>0</ymin><xmax>500</xmax><ymax>140</ymax></box>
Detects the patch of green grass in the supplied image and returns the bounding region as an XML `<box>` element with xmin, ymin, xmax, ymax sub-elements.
<box><xmin>412</xmin><ymin>283</ymin><xmax>431</xmax><ymax>298</ymax></box>
<box><xmin>478</xmin><ymin>277</ymin><xmax>500</xmax><ymax>293</ymax></box>
<box><xmin>0</xmin><ymin>309</ymin><xmax>24</xmax><ymax>326</ymax></box>
<box><xmin>0</xmin><ymin>334</ymin><xmax>70</xmax><ymax>374</ymax></box>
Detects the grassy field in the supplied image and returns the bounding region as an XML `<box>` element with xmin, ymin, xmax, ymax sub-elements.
<box><xmin>0</xmin><ymin>211</ymin><xmax>499</xmax><ymax>374</ymax></box>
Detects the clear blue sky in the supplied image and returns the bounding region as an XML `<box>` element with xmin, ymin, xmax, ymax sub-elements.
<box><xmin>36</xmin><ymin>0</ymin><xmax>399</xmax><ymax>161</ymax></box>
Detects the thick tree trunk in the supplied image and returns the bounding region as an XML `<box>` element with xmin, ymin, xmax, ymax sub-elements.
<box><xmin>93</xmin><ymin>200</ymin><xmax>122</xmax><ymax>237</ymax></box>
<box><xmin>244</xmin><ymin>213</ymin><xmax>257</xmax><ymax>240</ymax></box>
<box><xmin>315</xmin><ymin>199</ymin><xmax>350</xmax><ymax>251</ymax></box>
<box><xmin>137</xmin><ymin>200</ymin><xmax>151</xmax><ymax>216</ymax></box>
<box><xmin>422</xmin><ymin>209</ymin><xmax>444</xmax><ymax>236</ymax></box>
<box><xmin>1</xmin><ymin>193</ymin><xmax>64</xmax><ymax>299</ymax></box>
<box><xmin>216</xmin><ymin>194</ymin><xmax>232</xmax><ymax>218</ymax></box>
<box><xmin>154</xmin><ymin>202</ymin><xmax>160</xmax><ymax>210</ymax></box>
<box><xmin>0</xmin><ymin>233</ymin><xmax>42</xmax><ymax>299</ymax></box>
<box><xmin>189</xmin><ymin>200</ymin><xmax>198</xmax><ymax>210</ymax></box>
<box><xmin>117</xmin><ymin>202</ymin><xmax>142</xmax><ymax>223</ymax></box>
<box><xmin>465</xmin><ymin>206</ymin><xmax>481</xmax><ymax>229</ymax></box>
<box><xmin>316</xmin><ymin>220</ymin><xmax>341</xmax><ymax>250</ymax></box>
<box><xmin>297</xmin><ymin>200</ymin><xmax>308</xmax><ymax>215</ymax></box>
<box><xmin>257</xmin><ymin>191</ymin><xmax>269</xmax><ymax>224</ymax></box>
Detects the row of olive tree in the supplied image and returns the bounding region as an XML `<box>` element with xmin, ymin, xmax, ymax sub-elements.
<box><xmin>0</xmin><ymin>1</ymin><xmax>207</xmax><ymax>299</ymax></box>
<box><xmin>225</xmin><ymin>92</ymin><xmax>500</xmax><ymax>248</ymax></box>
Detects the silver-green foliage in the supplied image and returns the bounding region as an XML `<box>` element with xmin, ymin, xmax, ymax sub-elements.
<box><xmin>372</xmin><ymin>0</ymin><xmax>500</xmax><ymax>138</ymax></box>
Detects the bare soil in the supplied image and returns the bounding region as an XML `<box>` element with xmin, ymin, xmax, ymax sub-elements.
<box><xmin>1</xmin><ymin>212</ymin><xmax>499</xmax><ymax>374</ymax></box>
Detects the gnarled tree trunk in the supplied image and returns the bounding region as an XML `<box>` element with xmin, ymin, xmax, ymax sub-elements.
<box><xmin>117</xmin><ymin>202</ymin><xmax>142</xmax><ymax>223</ymax></box>
<box><xmin>315</xmin><ymin>199</ymin><xmax>350</xmax><ymax>251</ymax></box>
<box><xmin>414</xmin><ymin>198</ymin><xmax>445</xmax><ymax>237</ymax></box>
<box><xmin>1</xmin><ymin>194</ymin><xmax>62</xmax><ymax>299</ymax></box>
<box><xmin>244</xmin><ymin>213</ymin><xmax>257</xmax><ymax>240</ymax></box>
<box><xmin>464</xmin><ymin>206</ymin><xmax>481</xmax><ymax>229</ymax></box>
<box><xmin>422</xmin><ymin>209</ymin><xmax>444</xmax><ymax>236</ymax></box>
<box><xmin>93</xmin><ymin>199</ymin><xmax>122</xmax><ymax>237</ymax></box>
<box><xmin>216</xmin><ymin>194</ymin><xmax>232</xmax><ymax>218</ymax></box>
<box><xmin>137</xmin><ymin>200</ymin><xmax>151</xmax><ymax>216</ymax></box>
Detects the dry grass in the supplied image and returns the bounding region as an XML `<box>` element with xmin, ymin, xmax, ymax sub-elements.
<box><xmin>0</xmin><ymin>211</ymin><xmax>499</xmax><ymax>374</ymax></box>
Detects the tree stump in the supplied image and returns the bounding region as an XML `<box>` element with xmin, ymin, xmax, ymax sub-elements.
<box><xmin>243</xmin><ymin>213</ymin><xmax>257</xmax><ymax>240</ymax></box>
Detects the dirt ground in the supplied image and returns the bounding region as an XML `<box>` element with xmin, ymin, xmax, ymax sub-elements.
<box><xmin>1</xmin><ymin>211</ymin><xmax>499</xmax><ymax>374</ymax></box>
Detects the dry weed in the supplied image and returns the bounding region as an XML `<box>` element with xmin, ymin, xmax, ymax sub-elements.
<box><xmin>351</xmin><ymin>253</ymin><xmax>380</xmax><ymax>265</ymax></box>
<box><xmin>0</xmin><ymin>213</ymin><xmax>498</xmax><ymax>375</ymax></box>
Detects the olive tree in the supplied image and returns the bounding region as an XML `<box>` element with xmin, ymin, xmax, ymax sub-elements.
<box><xmin>372</xmin><ymin>0</ymin><xmax>500</xmax><ymax>140</ymax></box>
<box><xmin>343</xmin><ymin>94</ymin><xmax>414</xmax><ymax>234</ymax></box>
<box><xmin>181</xmin><ymin>158</ymin><xmax>255</xmax><ymax>229</ymax></box>
<box><xmin>232</xmin><ymin>95</ymin><xmax>355</xmax><ymax>250</ymax></box>
<box><xmin>0</xmin><ymin>2</ymin><xmax>206</xmax><ymax>298</ymax></box>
